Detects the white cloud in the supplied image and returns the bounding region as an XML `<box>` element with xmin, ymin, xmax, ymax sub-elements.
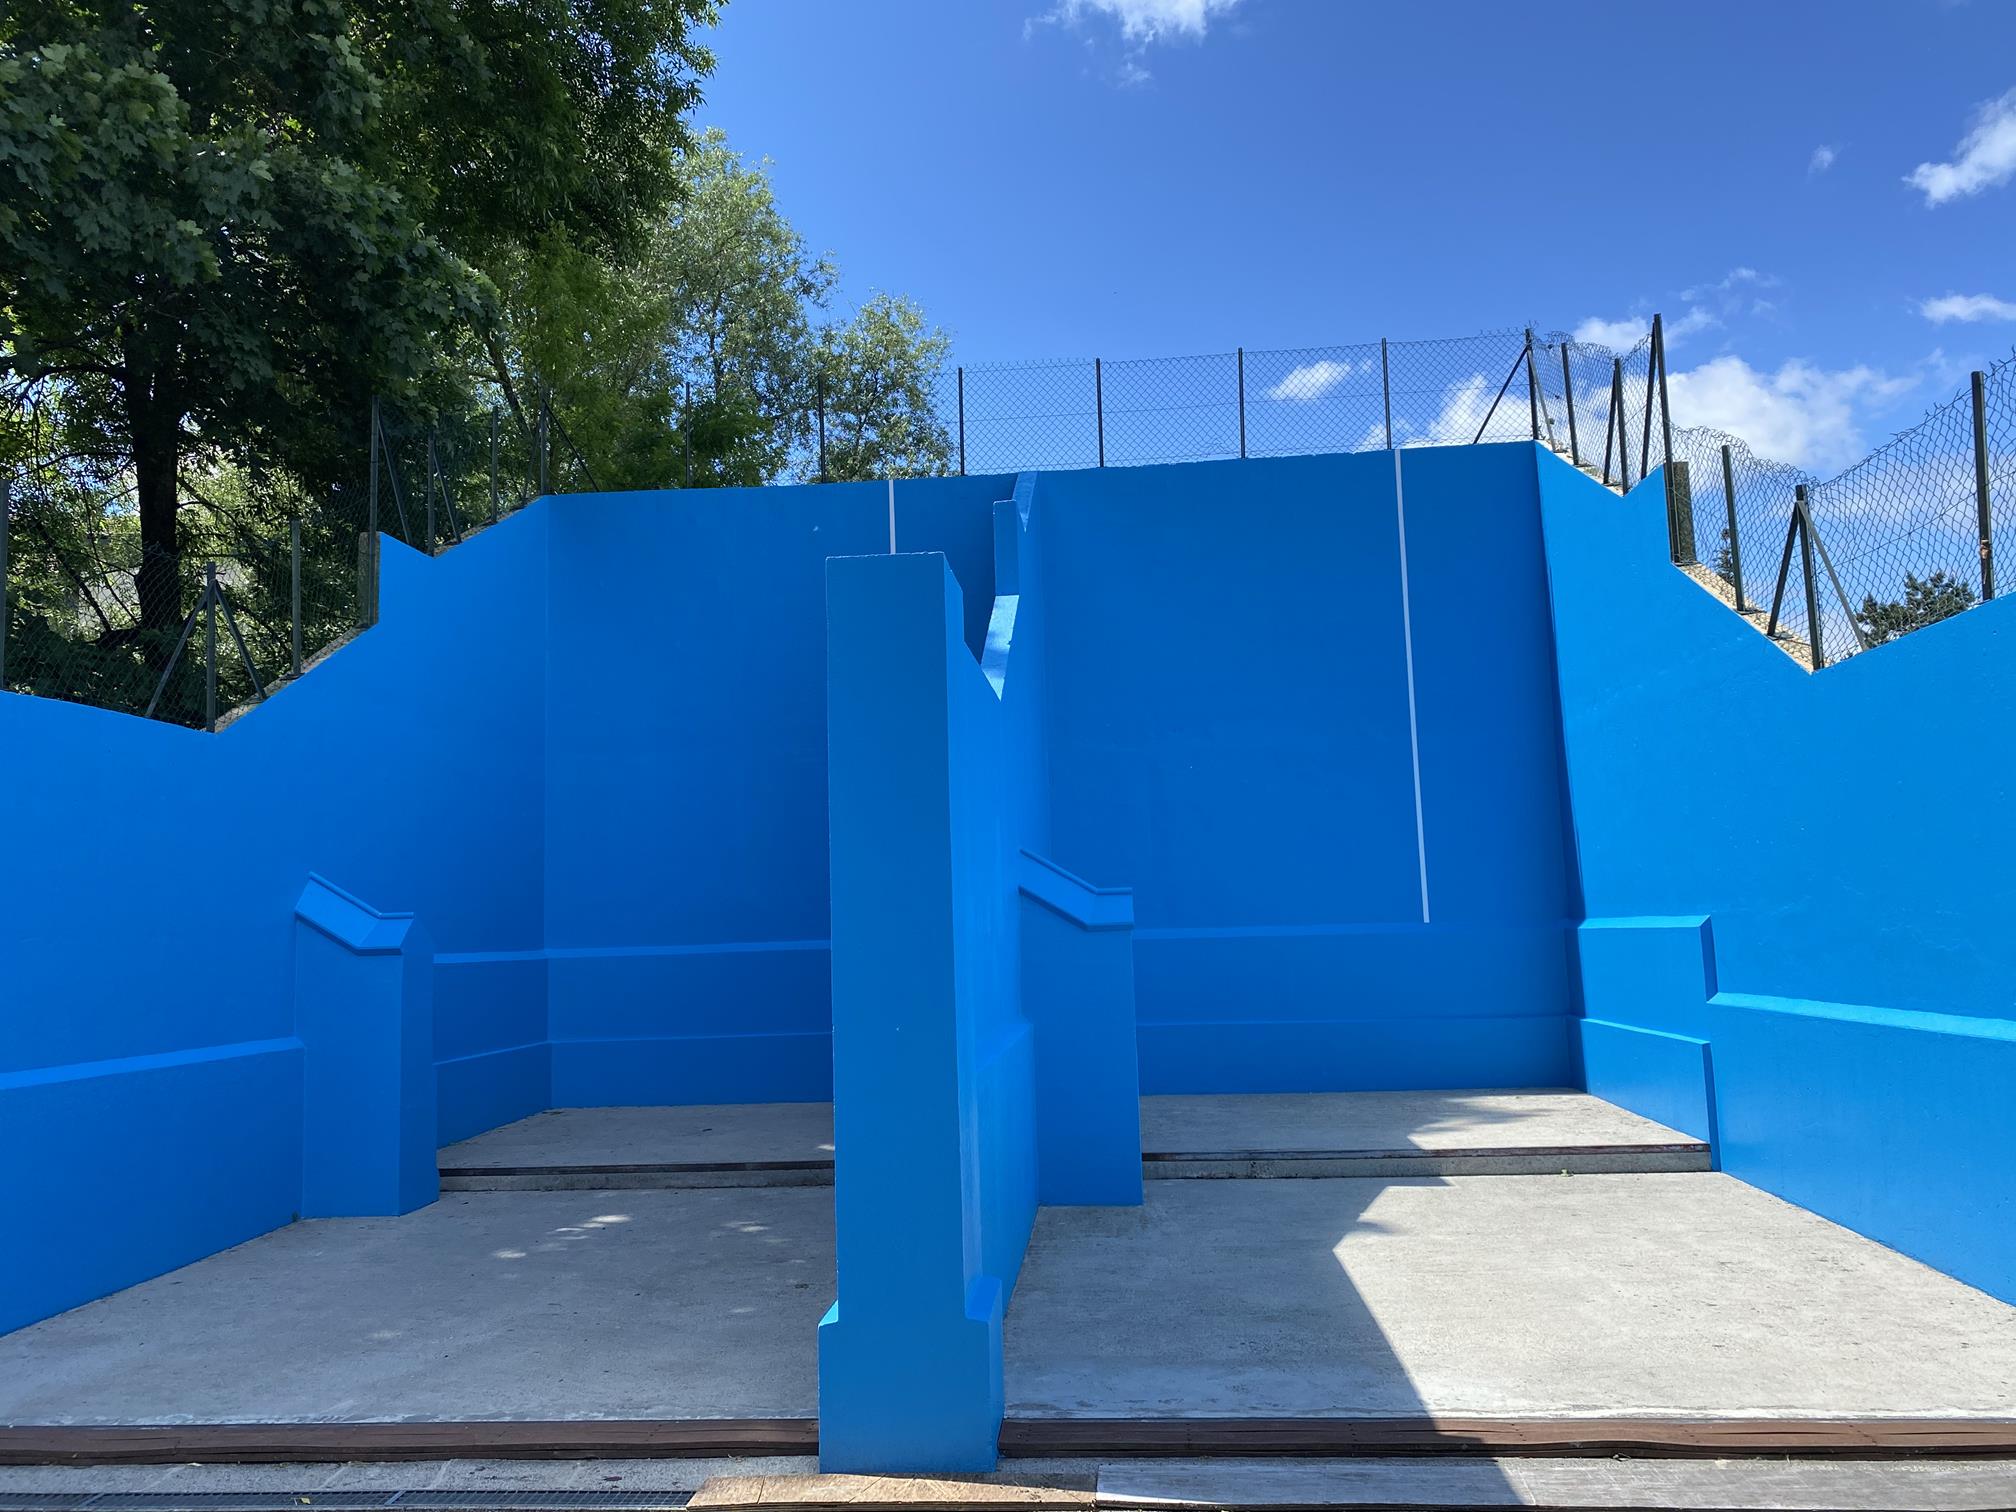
<box><xmin>1919</xmin><ymin>292</ymin><xmax>2016</xmax><ymax>323</ymax></box>
<box><xmin>1043</xmin><ymin>0</ymin><xmax>1243</xmax><ymax>43</ymax></box>
<box><xmin>1907</xmin><ymin>87</ymin><xmax>2016</xmax><ymax>205</ymax></box>
<box><xmin>1666</xmin><ymin>356</ymin><xmax>1919</xmax><ymax>473</ymax></box>
<box><xmin>1267</xmin><ymin>359</ymin><xmax>1355</xmax><ymax>402</ymax></box>
<box><xmin>1573</xmin><ymin>315</ymin><xmax>1650</xmax><ymax>349</ymax></box>
<box><xmin>1810</xmin><ymin>144</ymin><xmax>1838</xmax><ymax>174</ymax></box>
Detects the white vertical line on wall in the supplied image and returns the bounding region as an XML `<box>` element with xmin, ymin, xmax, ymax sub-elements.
<box><xmin>1393</xmin><ymin>448</ymin><xmax>1432</xmax><ymax>925</ymax></box>
<box><xmin>887</xmin><ymin>478</ymin><xmax>897</xmax><ymax>554</ymax></box>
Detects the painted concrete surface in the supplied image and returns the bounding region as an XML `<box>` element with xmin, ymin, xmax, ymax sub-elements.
<box><xmin>1003</xmin><ymin>1173</ymin><xmax>2016</xmax><ymax>1419</ymax></box>
<box><xmin>438</xmin><ymin>1104</ymin><xmax>837</xmax><ymax>1170</ymax></box>
<box><xmin>0</xmin><ymin>1190</ymin><xmax>829</xmax><ymax>1425</ymax></box>
<box><xmin>1139</xmin><ymin>1089</ymin><xmax>1693</xmax><ymax>1154</ymax></box>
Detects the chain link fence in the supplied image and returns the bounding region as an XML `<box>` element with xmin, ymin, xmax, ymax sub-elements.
<box><xmin>6</xmin><ymin>323</ymin><xmax>2014</xmax><ymax>728</ymax></box>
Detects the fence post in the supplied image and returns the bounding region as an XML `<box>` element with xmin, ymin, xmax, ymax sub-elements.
<box><xmin>1561</xmin><ymin>344</ymin><xmax>1579</xmax><ymax>467</ymax></box>
<box><xmin>1524</xmin><ymin>328</ymin><xmax>1539</xmax><ymax>441</ymax></box>
<box><xmin>1973</xmin><ymin>370</ymin><xmax>1996</xmax><ymax>601</ymax></box>
<box><xmin>425</xmin><ymin>431</ymin><xmax>438</xmax><ymax>556</ymax></box>
<box><xmin>204</xmin><ymin>561</ymin><xmax>219</xmax><ymax>733</ymax></box>
<box><xmin>1237</xmin><ymin>348</ymin><xmax>1247</xmax><ymax>459</ymax></box>
<box><xmin>0</xmin><ymin>476</ymin><xmax>9</xmax><ymax>687</ymax></box>
<box><xmin>1639</xmin><ymin>330</ymin><xmax>1656</xmax><ymax>483</ymax></box>
<box><xmin>957</xmin><ymin>366</ymin><xmax>966</xmax><ymax>477</ymax></box>
<box><xmin>1667</xmin><ymin>459</ymin><xmax>1697</xmax><ymax>566</ymax></box>
<box><xmin>1381</xmin><ymin>338</ymin><xmax>1393</xmax><ymax>449</ymax></box>
<box><xmin>1795</xmin><ymin>484</ymin><xmax>1825</xmax><ymax>668</ymax></box>
<box><xmin>368</xmin><ymin>397</ymin><xmax>381</xmax><ymax>537</ymax></box>
<box><xmin>1613</xmin><ymin>359</ymin><xmax>1629</xmax><ymax>491</ymax></box>
<box><xmin>1720</xmin><ymin>444</ymin><xmax>1746</xmax><ymax>612</ymax></box>
<box><xmin>1095</xmin><ymin>358</ymin><xmax>1105</xmax><ymax>468</ymax></box>
<box><xmin>1655</xmin><ymin>312</ymin><xmax>1676</xmax><ymax>483</ymax></box>
<box><xmin>290</xmin><ymin>518</ymin><xmax>303</xmax><ymax>676</ymax></box>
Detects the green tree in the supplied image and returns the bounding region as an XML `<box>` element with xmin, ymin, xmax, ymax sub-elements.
<box><xmin>0</xmin><ymin>0</ymin><xmax>714</xmax><ymax>635</ymax></box>
<box><xmin>814</xmin><ymin>294</ymin><xmax>954</xmax><ymax>482</ymax></box>
<box><xmin>1856</xmin><ymin>570</ymin><xmax>1977</xmax><ymax>644</ymax></box>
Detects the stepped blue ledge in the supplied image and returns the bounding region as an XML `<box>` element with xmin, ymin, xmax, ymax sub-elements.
<box><xmin>2</xmin><ymin>441</ymin><xmax>2012</xmax><ymax>1465</ymax></box>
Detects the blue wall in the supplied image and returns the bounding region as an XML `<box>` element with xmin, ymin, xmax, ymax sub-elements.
<box><xmin>0</xmin><ymin>513</ymin><xmax>551</xmax><ymax>1334</ymax></box>
<box><xmin>1037</xmin><ymin>447</ymin><xmax>1578</xmax><ymax>1092</ymax></box>
<box><xmin>540</xmin><ymin>476</ymin><xmax>1009</xmax><ymax>1106</ymax></box>
<box><xmin>1538</xmin><ymin>453</ymin><xmax>2016</xmax><ymax>1302</ymax></box>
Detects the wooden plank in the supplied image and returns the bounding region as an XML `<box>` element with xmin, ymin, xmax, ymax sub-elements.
<box><xmin>997</xmin><ymin>1418</ymin><xmax>2016</xmax><ymax>1460</ymax></box>
<box><xmin>0</xmin><ymin>1419</ymin><xmax>819</xmax><ymax>1466</ymax></box>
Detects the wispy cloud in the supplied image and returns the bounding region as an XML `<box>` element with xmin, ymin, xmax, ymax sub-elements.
<box><xmin>1043</xmin><ymin>0</ymin><xmax>1244</xmax><ymax>42</ymax></box>
<box><xmin>1667</xmin><ymin>356</ymin><xmax>1922</xmax><ymax>473</ymax></box>
<box><xmin>1030</xmin><ymin>0</ymin><xmax>1244</xmax><ymax>84</ymax></box>
<box><xmin>1907</xmin><ymin>86</ymin><xmax>2016</xmax><ymax>205</ymax></box>
<box><xmin>1809</xmin><ymin>144</ymin><xmax>1838</xmax><ymax>174</ymax></box>
<box><xmin>1572</xmin><ymin>316</ymin><xmax>1649</xmax><ymax>349</ymax></box>
<box><xmin>1920</xmin><ymin>292</ymin><xmax>2016</xmax><ymax>323</ymax></box>
<box><xmin>1268</xmin><ymin>359</ymin><xmax>1356</xmax><ymax>402</ymax></box>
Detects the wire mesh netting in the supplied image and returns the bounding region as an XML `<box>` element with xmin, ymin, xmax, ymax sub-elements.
<box><xmin>7</xmin><ymin>328</ymin><xmax>2015</xmax><ymax>728</ymax></box>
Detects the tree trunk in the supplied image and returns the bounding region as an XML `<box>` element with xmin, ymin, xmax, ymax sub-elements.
<box><xmin>126</xmin><ymin>363</ymin><xmax>183</xmax><ymax>641</ymax></box>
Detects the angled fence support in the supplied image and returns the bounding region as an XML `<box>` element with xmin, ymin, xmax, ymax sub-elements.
<box><xmin>1720</xmin><ymin>444</ymin><xmax>1746</xmax><ymax>612</ymax></box>
<box><xmin>1974</xmin><ymin>370</ymin><xmax>1996</xmax><ymax>601</ymax></box>
<box><xmin>1561</xmin><ymin>344</ymin><xmax>1580</xmax><ymax>467</ymax></box>
<box><xmin>1381</xmin><ymin>338</ymin><xmax>1393</xmax><ymax>449</ymax></box>
<box><xmin>1525</xmin><ymin>327</ymin><xmax>1540</xmax><ymax>441</ymax></box>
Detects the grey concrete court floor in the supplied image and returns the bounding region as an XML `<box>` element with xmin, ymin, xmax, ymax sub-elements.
<box><xmin>0</xmin><ymin>1188</ymin><xmax>830</xmax><ymax>1425</ymax></box>
<box><xmin>437</xmin><ymin>1090</ymin><xmax>1687</xmax><ymax>1175</ymax></box>
<box><xmin>1137</xmin><ymin>1088</ymin><xmax>1691</xmax><ymax>1154</ymax></box>
<box><xmin>438</xmin><ymin>1102</ymin><xmax>837</xmax><ymax>1171</ymax></box>
<box><xmin>1003</xmin><ymin>1171</ymin><xmax>2016</xmax><ymax>1420</ymax></box>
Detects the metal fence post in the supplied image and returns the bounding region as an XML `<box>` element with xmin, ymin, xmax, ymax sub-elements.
<box><xmin>1613</xmin><ymin>359</ymin><xmax>1630</xmax><ymax>491</ymax></box>
<box><xmin>1561</xmin><ymin>345</ymin><xmax>1580</xmax><ymax>467</ymax></box>
<box><xmin>1237</xmin><ymin>347</ymin><xmax>1247</xmax><ymax>459</ymax></box>
<box><xmin>425</xmin><ymin>431</ymin><xmax>438</xmax><ymax>555</ymax></box>
<box><xmin>204</xmin><ymin>561</ymin><xmax>219</xmax><ymax>732</ymax></box>
<box><xmin>1639</xmin><ymin>330</ymin><xmax>1656</xmax><ymax>482</ymax></box>
<box><xmin>1524</xmin><ymin>328</ymin><xmax>1539</xmax><ymax>441</ymax></box>
<box><xmin>957</xmin><ymin>366</ymin><xmax>967</xmax><ymax>476</ymax></box>
<box><xmin>1667</xmin><ymin>459</ymin><xmax>1697</xmax><ymax>566</ymax></box>
<box><xmin>1973</xmin><ymin>370</ymin><xmax>1996</xmax><ymax>601</ymax></box>
<box><xmin>817</xmin><ymin>373</ymin><xmax>828</xmax><ymax>483</ymax></box>
<box><xmin>368</xmin><ymin>397</ymin><xmax>381</xmax><ymax>537</ymax></box>
<box><xmin>0</xmin><ymin>476</ymin><xmax>9</xmax><ymax>687</ymax></box>
<box><xmin>1095</xmin><ymin>357</ymin><xmax>1105</xmax><ymax>468</ymax></box>
<box><xmin>290</xmin><ymin>518</ymin><xmax>303</xmax><ymax>676</ymax></box>
<box><xmin>1795</xmin><ymin>484</ymin><xmax>1825</xmax><ymax>668</ymax></box>
<box><xmin>1381</xmin><ymin>338</ymin><xmax>1393</xmax><ymax>449</ymax></box>
<box><xmin>1720</xmin><ymin>444</ymin><xmax>1746</xmax><ymax>612</ymax></box>
<box><xmin>1655</xmin><ymin>312</ymin><xmax>1676</xmax><ymax>481</ymax></box>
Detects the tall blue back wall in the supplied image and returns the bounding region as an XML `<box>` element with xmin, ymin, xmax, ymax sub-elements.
<box><xmin>1038</xmin><ymin>446</ymin><xmax>1578</xmax><ymax>1092</ymax></box>
<box><xmin>539</xmin><ymin>476</ymin><xmax>1009</xmax><ymax>1106</ymax></box>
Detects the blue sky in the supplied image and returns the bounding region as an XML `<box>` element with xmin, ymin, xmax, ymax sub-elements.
<box><xmin>700</xmin><ymin>0</ymin><xmax>2016</xmax><ymax>474</ymax></box>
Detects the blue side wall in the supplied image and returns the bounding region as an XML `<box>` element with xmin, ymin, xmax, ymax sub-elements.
<box><xmin>0</xmin><ymin>514</ymin><xmax>551</xmax><ymax>1334</ymax></box>
<box><xmin>1538</xmin><ymin>453</ymin><xmax>2016</xmax><ymax>1302</ymax></box>
<box><xmin>1038</xmin><ymin>447</ymin><xmax>1578</xmax><ymax>1091</ymax></box>
<box><xmin>539</xmin><ymin>475</ymin><xmax>1008</xmax><ymax>1106</ymax></box>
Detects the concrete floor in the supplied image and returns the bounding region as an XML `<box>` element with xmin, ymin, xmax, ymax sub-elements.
<box><xmin>0</xmin><ymin>1189</ymin><xmax>829</xmax><ymax>1425</ymax></box>
<box><xmin>1003</xmin><ymin>1171</ymin><xmax>2016</xmax><ymax>1419</ymax></box>
<box><xmin>439</xmin><ymin>1103</ymin><xmax>836</xmax><ymax>1171</ymax></box>
<box><xmin>1139</xmin><ymin>1089</ymin><xmax>1691</xmax><ymax>1154</ymax></box>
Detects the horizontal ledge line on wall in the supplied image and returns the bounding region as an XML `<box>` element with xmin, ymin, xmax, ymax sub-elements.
<box><xmin>436</xmin><ymin>939</ymin><xmax>831</xmax><ymax>966</ymax></box>
<box><xmin>1132</xmin><ymin>921</ymin><xmax>1576</xmax><ymax>943</ymax></box>
<box><xmin>1711</xmin><ymin>992</ymin><xmax>2016</xmax><ymax>1044</ymax></box>
<box><xmin>0</xmin><ymin>1036</ymin><xmax>302</xmax><ymax>1092</ymax></box>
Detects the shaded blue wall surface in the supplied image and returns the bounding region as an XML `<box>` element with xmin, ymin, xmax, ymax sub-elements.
<box><xmin>540</xmin><ymin>475</ymin><xmax>1009</xmax><ymax>1106</ymax></box>
<box><xmin>1538</xmin><ymin>454</ymin><xmax>2016</xmax><ymax>1301</ymax></box>
<box><xmin>1037</xmin><ymin>447</ymin><xmax>1579</xmax><ymax>1092</ymax></box>
<box><xmin>0</xmin><ymin>514</ymin><xmax>552</xmax><ymax>1334</ymax></box>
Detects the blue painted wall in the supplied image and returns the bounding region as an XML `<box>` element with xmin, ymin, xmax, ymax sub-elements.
<box><xmin>0</xmin><ymin>513</ymin><xmax>551</xmax><ymax>1334</ymax></box>
<box><xmin>1539</xmin><ymin>453</ymin><xmax>2016</xmax><ymax>1302</ymax></box>
<box><xmin>538</xmin><ymin>475</ymin><xmax>1008</xmax><ymax>1106</ymax></box>
<box><xmin>1037</xmin><ymin>447</ymin><xmax>1578</xmax><ymax>1092</ymax></box>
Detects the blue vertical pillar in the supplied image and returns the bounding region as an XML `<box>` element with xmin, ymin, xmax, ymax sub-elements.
<box><xmin>294</xmin><ymin>874</ymin><xmax>438</xmax><ymax>1217</ymax></box>
<box><xmin>819</xmin><ymin>552</ymin><xmax>1006</xmax><ymax>1473</ymax></box>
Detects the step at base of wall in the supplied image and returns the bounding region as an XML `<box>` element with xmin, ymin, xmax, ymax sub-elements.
<box><xmin>438</xmin><ymin>1161</ymin><xmax>834</xmax><ymax>1192</ymax></box>
<box><xmin>1141</xmin><ymin>1143</ymin><xmax>1712</xmax><ymax>1180</ymax></box>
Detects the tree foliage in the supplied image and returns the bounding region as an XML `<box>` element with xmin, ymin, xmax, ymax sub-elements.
<box><xmin>1857</xmin><ymin>570</ymin><xmax>1977</xmax><ymax>644</ymax></box>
